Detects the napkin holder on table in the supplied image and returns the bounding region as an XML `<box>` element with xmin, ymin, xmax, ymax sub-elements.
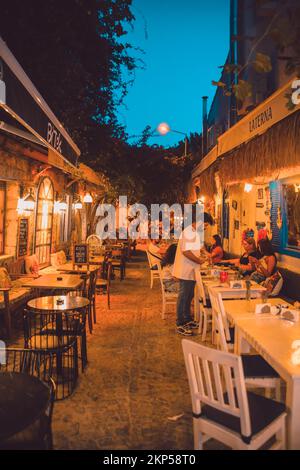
<box><xmin>210</xmin><ymin>269</ymin><xmax>220</xmax><ymax>277</ymax></box>
<box><xmin>280</xmin><ymin>309</ymin><xmax>300</xmax><ymax>322</ymax></box>
<box><xmin>255</xmin><ymin>303</ymin><xmax>272</xmax><ymax>314</ymax></box>
<box><xmin>229</xmin><ymin>280</ymin><xmax>245</xmax><ymax>289</ymax></box>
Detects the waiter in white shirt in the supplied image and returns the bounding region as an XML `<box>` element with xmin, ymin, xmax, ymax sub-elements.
<box><xmin>173</xmin><ymin>210</ymin><xmax>213</xmax><ymax>336</ymax></box>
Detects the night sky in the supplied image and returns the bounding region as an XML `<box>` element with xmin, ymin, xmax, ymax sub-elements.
<box><xmin>119</xmin><ymin>0</ymin><xmax>230</xmax><ymax>148</ymax></box>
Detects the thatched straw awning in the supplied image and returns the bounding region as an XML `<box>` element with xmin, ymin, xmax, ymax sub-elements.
<box><xmin>218</xmin><ymin>109</ymin><xmax>300</xmax><ymax>187</ymax></box>
<box><xmin>193</xmin><ymin>164</ymin><xmax>217</xmax><ymax>199</ymax></box>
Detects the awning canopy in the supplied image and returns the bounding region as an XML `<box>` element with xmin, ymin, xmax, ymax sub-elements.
<box><xmin>0</xmin><ymin>37</ymin><xmax>80</xmax><ymax>168</ymax></box>
<box><xmin>192</xmin><ymin>78</ymin><xmax>300</xmax><ymax>180</ymax></box>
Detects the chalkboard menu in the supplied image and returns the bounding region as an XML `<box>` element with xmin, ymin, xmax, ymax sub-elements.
<box><xmin>18</xmin><ymin>218</ymin><xmax>29</xmax><ymax>257</ymax></box>
<box><xmin>73</xmin><ymin>243</ymin><xmax>89</xmax><ymax>266</ymax></box>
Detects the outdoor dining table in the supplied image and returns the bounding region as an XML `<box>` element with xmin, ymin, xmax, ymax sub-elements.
<box><xmin>223</xmin><ymin>297</ymin><xmax>300</xmax><ymax>449</ymax></box>
<box><xmin>206</xmin><ymin>280</ymin><xmax>266</xmax><ymax>299</ymax></box>
<box><xmin>27</xmin><ymin>295</ymin><xmax>90</xmax><ymax>395</ymax></box>
<box><xmin>22</xmin><ymin>273</ymin><xmax>84</xmax><ymax>292</ymax></box>
<box><xmin>0</xmin><ymin>371</ymin><xmax>51</xmax><ymax>445</ymax></box>
<box><xmin>57</xmin><ymin>263</ymin><xmax>100</xmax><ymax>274</ymax></box>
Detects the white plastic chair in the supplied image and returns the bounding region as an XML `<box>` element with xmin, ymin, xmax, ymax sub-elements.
<box><xmin>146</xmin><ymin>250</ymin><xmax>160</xmax><ymax>288</ymax></box>
<box><xmin>209</xmin><ymin>290</ymin><xmax>281</xmax><ymax>400</ymax></box>
<box><xmin>157</xmin><ymin>263</ymin><xmax>177</xmax><ymax>319</ymax></box>
<box><xmin>195</xmin><ymin>271</ymin><xmax>212</xmax><ymax>341</ymax></box>
<box><xmin>182</xmin><ymin>339</ymin><xmax>286</xmax><ymax>450</ymax></box>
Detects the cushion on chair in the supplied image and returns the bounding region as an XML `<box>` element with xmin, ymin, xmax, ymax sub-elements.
<box><xmin>0</xmin><ymin>267</ymin><xmax>12</xmax><ymax>289</ymax></box>
<box><xmin>25</xmin><ymin>255</ymin><xmax>40</xmax><ymax>275</ymax></box>
<box><xmin>242</xmin><ymin>355</ymin><xmax>279</xmax><ymax>378</ymax></box>
<box><xmin>200</xmin><ymin>390</ymin><xmax>286</xmax><ymax>444</ymax></box>
<box><xmin>0</xmin><ymin>287</ymin><xmax>31</xmax><ymax>309</ymax></box>
<box><xmin>51</xmin><ymin>251</ymin><xmax>66</xmax><ymax>268</ymax></box>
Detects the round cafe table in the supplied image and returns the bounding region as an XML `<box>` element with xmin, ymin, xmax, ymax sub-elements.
<box><xmin>27</xmin><ymin>295</ymin><xmax>90</xmax><ymax>399</ymax></box>
<box><xmin>27</xmin><ymin>295</ymin><xmax>89</xmax><ymax>312</ymax></box>
<box><xmin>0</xmin><ymin>372</ymin><xmax>51</xmax><ymax>443</ymax></box>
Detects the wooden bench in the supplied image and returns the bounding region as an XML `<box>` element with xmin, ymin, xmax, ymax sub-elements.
<box><xmin>0</xmin><ymin>259</ymin><xmax>34</xmax><ymax>338</ymax></box>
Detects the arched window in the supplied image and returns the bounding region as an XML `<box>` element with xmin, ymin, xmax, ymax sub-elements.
<box><xmin>34</xmin><ymin>177</ymin><xmax>54</xmax><ymax>265</ymax></box>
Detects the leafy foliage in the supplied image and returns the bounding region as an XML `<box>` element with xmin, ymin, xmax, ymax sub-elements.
<box><xmin>0</xmin><ymin>1</ymin><xmax>193</xmax><ymax>206</ymax></box>
<box><xmin>213</xmin><ymin>1</ymin><xmax>300</xmax><ymax>108</ymax></box>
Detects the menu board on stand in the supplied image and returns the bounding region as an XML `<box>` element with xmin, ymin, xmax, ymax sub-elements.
<box><xmin>73</xmin><ymin>243</ymin><xmax>89</xmax><ymax>269</ymax></box>
<box><xmin>17</xmin><ymin>218</ymin><xmax>29</xmax><ymax>258</ymax></box>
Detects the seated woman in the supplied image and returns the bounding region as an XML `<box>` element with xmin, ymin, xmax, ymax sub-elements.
<box><xmin>249</xmin><ymin>238</ymin><xmax>283</xmax><ymax>294</ymax></box>
<box><xmin>147</xmin><ymin>238</ymin><xmax>163</xmax><ymax>268</ymax></box>
<box><xmin>161</xmin><ymin>244</ymin><xmax>179</xmax><ymax>293</ymax></box>
<box><xmin>204</xmin><ymin>235</ymin><xmax>224</xmax><ymax>264</ymax></box>
<box><xmin>228</xmin><ymin>237</ymin><xmax>261</xmax><ymax>276</ymax></box>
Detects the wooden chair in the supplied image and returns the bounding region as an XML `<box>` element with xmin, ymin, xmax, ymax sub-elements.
<box><xmin>146</xmin><ymin>250</ymin><xmax>160</xmax><ymax>289</ymax></box>
<box><xmin>157</xmin><ymin>263</ymin><xmax>177</xmax><ymax>320</ymax></box>
<box><xmin>209</xmin><ymin>290</ymin><xmax>281</xmax><ymax>400</ymax></box>
<box><xmin>95</xmin><ymin>261</ymin><xmax>111</xmax><ymax>309</ymax></box>
<box><xmin>182</xmin><ymin>339</ymin><xmax>286</xmax><ymax>450</ymax></box>
<box><xmin>195</xmin><ymin>271</ymin><xmax>212</xmax><ymax>342</ymax></box>
<box><xmin>110</xmin><ymin>247</ymin><xmax>126</xmax><ymax>280</ymax></box>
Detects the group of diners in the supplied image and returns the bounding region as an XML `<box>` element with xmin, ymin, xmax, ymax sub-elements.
<box><xmin>148</xmin><ymin>211</ymin><xmax>283</xmax><ymax>337</ymax></box>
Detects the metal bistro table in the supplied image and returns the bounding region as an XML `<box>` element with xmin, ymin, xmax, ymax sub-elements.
<box><xmin>0</xmin><ymin>372</ymin><xmax>51</xmax><ymax>447</ymax></box>
<box><xmin>26</xmin><ymin>295</ymin><xmax>90</xmax><ymax>399</ymax></box>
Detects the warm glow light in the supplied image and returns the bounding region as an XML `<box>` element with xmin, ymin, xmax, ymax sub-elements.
<box><xmin>23</xmin><ymin>189</ymin><xmax>35</xmax><ymax>212</ymax></box>
<box><xmin>294</xmin><ymin>184</ymin><xmax>300</xmax><ymax>193</ymax></box>
<box><xmin>198</xmin><ymin>196</ymin><xmax>205</xmax><ymax>204</ymax></box>
<box><xmin>54</xmin><ymin>200</ymin><xmax>68</xmax><ymax>213</ymax></box>
<box><xmin>54</xmin><ymin>201</ymin><xmax>60</xmax><ymax>214</ymax></box>
<box><xmin>23</xmin><ymin>199</ymin><xmax>35</xmax><ymax>211</ymax></box>
<box><xmin>83</xmin><ymin>192</ymin><xmax>93</xmax><ymax>203</ymax></box>
<box><xmin>74</xmin><ymin>201</ymin><xmax>83</xmax><ymax>210</ymax></box>
<box><xmin>157</xmin><ymin>122</ymin><xmax>170</xmax><ymax>135</ymax></box>
<box><xmin>244</xmin><ymin>183</ymin><xmax>253</xmax><ymax>193</ymax></box>
<box><xmin>17</xmin><ymin>198</ymin><xmax>25</xmax><ymax>215</ymax></box>
<box><xmin>42</xmin><ymin>202</ymin><xmax>48</xmax><ymax>229</ymax></box>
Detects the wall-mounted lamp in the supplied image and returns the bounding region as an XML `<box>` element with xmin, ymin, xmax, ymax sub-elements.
<box><xmin>17</xmin><ymin>186</ymin><xmax>35</xmax><ymax>215</ymax></box>
<box><xmin>83</xmin><ymin>191</ymin><xmax>93</xmax><ymax>204</ymax></box>
<box><xmin>244</xmin><ymin>183</ymin><xmax>253</xmax><ymax>193</ymax></box>
<box><xmin>23</xmin><ymin>188</ymin><xmax>35</xmax><ymax>212</ymax></box>
<box><xmin>197</xmin><ymin>195</ymin><xmax>205</xmax><ymax>204</ymax></box>
<box><xmin>54</xmin><ymin>193</ymin><xmax>67</xmax><ymax>214</ymax></box>
<box><xmin>294</xmin><ymin>184</ymin><xmax>300</xmax><ymax>193</ymax></box>
<box><xmin>73</xmin><ymin>196</ymin><xmax>83</xmax><ymax>210</ymax></box>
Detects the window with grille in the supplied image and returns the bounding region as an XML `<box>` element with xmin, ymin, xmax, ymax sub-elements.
<box><xmin>34</xmin><ymin>177</ymin><xmax>54</xmax><ymax>266</ymax></box>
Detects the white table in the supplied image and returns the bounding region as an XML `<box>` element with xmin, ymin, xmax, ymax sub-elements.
<box><xmin>223</xmin><ymin>298</ymin><xmax>300</xmax><ymax>449</ymax></box>
<box><xmin>207</xmin><ymin>281</ymin><xmax>266</xmax><ymax>300</ymax></box>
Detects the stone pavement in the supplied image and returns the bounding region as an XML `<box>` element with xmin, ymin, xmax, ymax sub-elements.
<box><xmin>52</xmin><ymin>250</ymin><xmax>201</xmax><ymax>450</ymax></box>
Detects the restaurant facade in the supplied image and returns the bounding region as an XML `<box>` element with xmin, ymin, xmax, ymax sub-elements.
<box><xmin>0</xmin><ymin>37</ymin><xmax>105</xmax><ymax>269</ymax></box>
<box><xmin>191</xmin><ymin>78</ymin><xmax>300</xmax><ymax>285</ymax></box>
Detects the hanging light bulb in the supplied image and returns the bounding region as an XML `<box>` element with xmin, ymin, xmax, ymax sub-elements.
<box><xmin>244</xmin><ymin>183</ymin><xmax>253</xmax><ymax>193</ymax></box>
<box><xmin>83</xmin><ymin>192</ymin><xmax>93</xmax><ymax>203</ymax></box>
<box><xmin>23</xmin><ymin>188</ymin><xmax>35</xmax><ymax>211</ymax></box>
<box><xmin>73</xmin><ymin>196</ymin><xmax>83</xmax><ymax>210</ymax></box>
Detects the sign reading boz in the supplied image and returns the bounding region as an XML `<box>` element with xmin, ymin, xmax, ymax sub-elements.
<box><xmin>47</xmin><ymin>122</ymin><xmax>62</xmax><ymax>154</ymax></box>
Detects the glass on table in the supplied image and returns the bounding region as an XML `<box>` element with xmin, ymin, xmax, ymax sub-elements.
<box><xmin>260</xmin><ymin>289</ymin><xmax>269</xmax><ymax>303</ymax></box>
